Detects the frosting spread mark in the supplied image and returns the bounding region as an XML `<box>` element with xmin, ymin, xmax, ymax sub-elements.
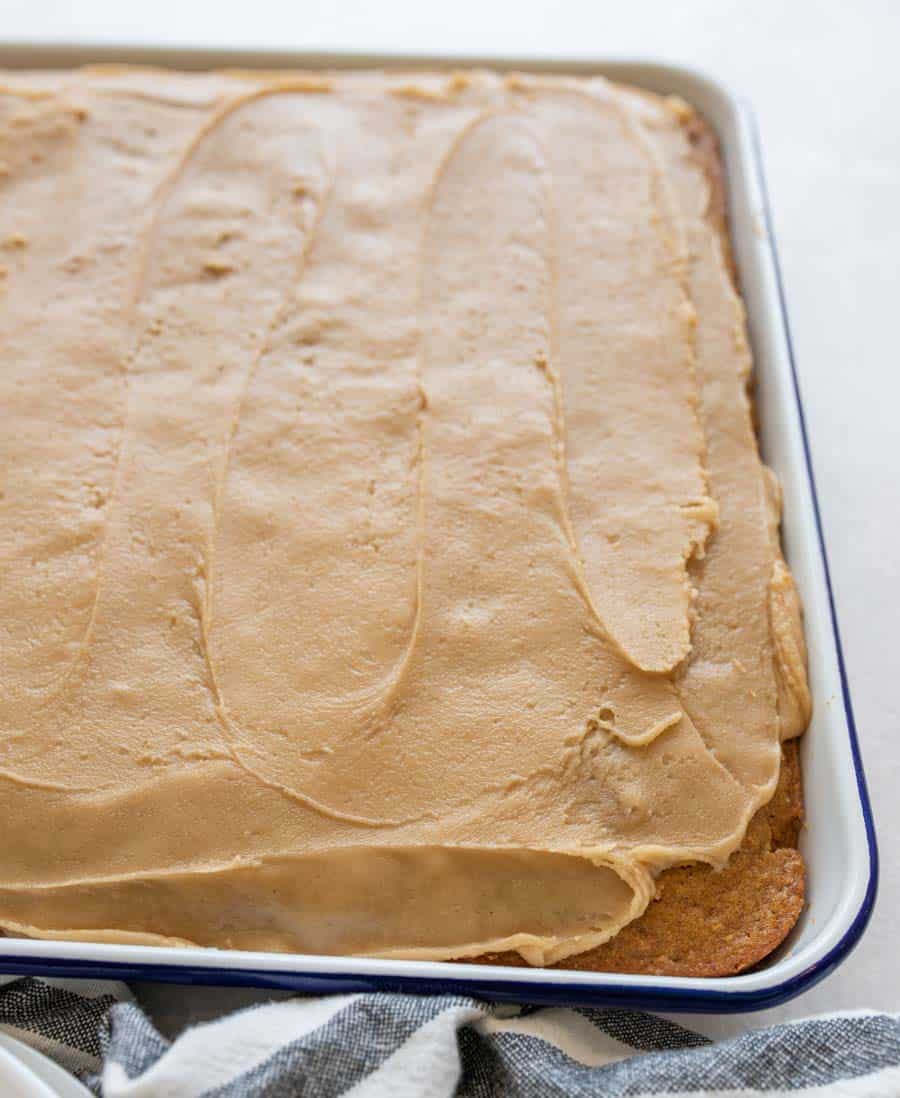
<box><xmin>520</xmin><ymin>87</ymin><xmax>716</xmax><ymax>676</ymax></box>
<box><xmin>207</xmin><ymin>94</ymin><xmax>432</xmax><ymax>819</ymax></box>
<box><xmin>0</xmin><ymin>84</ymin><xmax>212</xmax><ymax>757</ymax></box>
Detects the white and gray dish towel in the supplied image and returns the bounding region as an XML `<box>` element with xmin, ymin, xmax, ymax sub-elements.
<box><xmin>1</xmin><ymin>975</ymin><xmax>898</xmax><ymax>1096</ymax></box>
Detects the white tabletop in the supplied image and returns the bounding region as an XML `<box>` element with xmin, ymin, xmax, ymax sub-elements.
<box><xmin>2</xmin><ymin>0</ymin><xmax>897</xmax><ymax>1041</ymax></box>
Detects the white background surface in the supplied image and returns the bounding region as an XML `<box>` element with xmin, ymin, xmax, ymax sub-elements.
<box><xmin>2</xmin><ymin>0</ymin><xmax>897</xmax><ymax>1043</ymax></box>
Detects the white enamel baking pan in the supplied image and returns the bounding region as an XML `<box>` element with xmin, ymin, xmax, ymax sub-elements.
<box><xmin>0</xmin><ymin>44</ymin><xmax>877</xmax><ymax>1012</ymax></box>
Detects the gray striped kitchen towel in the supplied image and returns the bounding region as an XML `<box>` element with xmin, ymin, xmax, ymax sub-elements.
<box><xmin>2</xmin><ymin>976</ymin><xmax>899</xmax><ymax>1096</ymax></box>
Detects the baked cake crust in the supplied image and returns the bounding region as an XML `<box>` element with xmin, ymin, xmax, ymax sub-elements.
<box><xmin>475</xmin><ymin>741</ymin><xmax>804</xmax><ymax>975</ymax></box>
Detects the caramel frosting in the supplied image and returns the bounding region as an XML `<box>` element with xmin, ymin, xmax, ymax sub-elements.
<box><xmin>0</xmin><ymin>68</ymin><xmax>810</xmax><ymax>964</ymax></box>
